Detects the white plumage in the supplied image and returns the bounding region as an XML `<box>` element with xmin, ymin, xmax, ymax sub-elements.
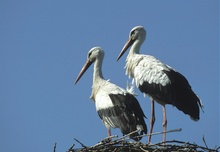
<box><xmin>94</xmin><ymin>80</ymin><xmax>125</xmax><ymax>111</ymax></box>
<box><xmin>75</xmin><ymin>47</ymin><xmax>147</xmax><ymax>140</ymax></box>
<box><xmin>117</xmin><ymin>26</ymin><xmax>203</xmax><ymax>143</ymax></box>
<box><xmin>133</xmin><ymin>56</ymin><xmax>171</xmax><ymax>87</ymax></box>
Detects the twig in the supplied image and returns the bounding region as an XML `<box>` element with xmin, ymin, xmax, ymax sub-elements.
<box><xmin>135</xmin><ymin>128</ymin><xmax>182</xmax><ymax>139</ymax></box>
<box><xmin>116</xmin><ymin>129</ymin><xmax>140</xmax><ymax>141</ymax></box>
<box><xmin>91</xmin><ymin>135</ymin><xmax>118</xmax><ymax>148</ymax></box>
<box><xmin>53</xmin><ymin>142</ymin><xmax>56</xmax><ymax>152</ymax></box>
<box><xmin>215</xmin><ymin>146</ymin><xmax>220</xmax><ymax>151</ymax></box>
<box><xmin>67</xmin><ymin>144</ymin><xmax>75</xmax><ymax>152</ymax></box>
<box><xmin>139</xmin><ymin>146</ymin><xmax>148</xmax><ymax>152</ymax></box>
<box><xmin>155</xmin><ymin>140</ymin><xmax>218</xmax><ymax>151</ymax></box>
<box><xmin>202</xmin><ymin>135</ymin><xmax>208</xmax><ymax>149</ymax></box>
<box><xmin>74</xmin><ymin>138</ymin><xmax>87</xmax><ymax>148</ymax></box>
<box><xmin>102</xmin><ymin>134</ymin><xmax>118</xmax><ymax>142</ymax></box>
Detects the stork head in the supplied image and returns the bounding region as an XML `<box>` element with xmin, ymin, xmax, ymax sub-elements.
<box><xmin>117</xmin><ymin>26</ymin><xmax>146</xmax><ymax>61</ymax></box>
<box><xmin>74</xmin><ymin>47</ymin><xmax>104</xmax><ymax>84</ymax></box>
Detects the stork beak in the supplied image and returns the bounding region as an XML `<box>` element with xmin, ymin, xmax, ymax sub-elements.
<box><xmin>117</xmin><ymin>38</ymin><xmax>135</xmax><ymax>61</ymax></box>
<box><xmin>74</xmin><ymin>60</ymin><xmax>93</xmax><ymax>85</ymax></box>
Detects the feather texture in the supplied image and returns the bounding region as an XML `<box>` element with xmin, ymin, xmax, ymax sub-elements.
<box><xmin>75</xmin><ymin>47</ymin><xmax>147</xmax><ymax>141</ymax></box>
<box><xmin>125</xmin><ymin>49</ymin><xmax>203</xmax><ymax>120</ymax></box>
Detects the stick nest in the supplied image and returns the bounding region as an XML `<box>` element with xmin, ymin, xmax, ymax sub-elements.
<box><xmin>67</xmin><ymin>137</ymin><xmax>219</xmax><ymax>152</ymax></box>
<box><xmin>52</xmin><ymin>129</ymin><xmax>219</xmax><ymax>152</ymax></box>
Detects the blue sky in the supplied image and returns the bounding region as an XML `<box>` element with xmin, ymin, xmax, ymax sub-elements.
<box><xmin>0</xmin><ymin>1</ymin><xmax>219</xmax><ymax>151</ymax></box>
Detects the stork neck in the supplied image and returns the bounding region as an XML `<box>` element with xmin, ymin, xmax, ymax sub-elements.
<box><xmin>93</xmin><ymin>58</ymin><xmax>104</xmax><ymax>83</ymax></box>
<box><xmin>128</xmin><ymin>39</ymin><xmax>142</xmax><ymax>56</ymax></box>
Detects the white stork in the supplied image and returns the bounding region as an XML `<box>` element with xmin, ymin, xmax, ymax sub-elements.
<box><xmin>74</xmin><ymin>47</ymin><xmax>147</xmax><ymax>140</ymax></box>
<box><xmin>116</xmin><ymin>26</ymin><xmax>204</xmax><ymax>143</ymax></box>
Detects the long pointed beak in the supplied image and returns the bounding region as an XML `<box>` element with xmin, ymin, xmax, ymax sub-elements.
<box><xmin>74</xmin><ymin>60</ymin><xmax>93</xmax><ymax>85</ymax></box>
<box><xmin>116</xmin><ymin>38</ymin><xmax>135</xmax><ymax>61</ymax></box>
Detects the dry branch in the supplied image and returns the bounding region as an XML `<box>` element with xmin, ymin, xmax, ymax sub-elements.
<box><xmin>53</xmin><ymin>142</ymin><xmax>56</xmax><ymax>152</ymax></box>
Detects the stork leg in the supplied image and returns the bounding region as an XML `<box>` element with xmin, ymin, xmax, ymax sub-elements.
<box><xmin>107</xmin><ymin>128</ymin><xmax>111</xmax><ymax>137</ymax></box>
<box><xmin>162</xmin><ymin>105</ymin><xmax>167</xmax><ymax>143</ymax></box>
<box><xmin>107</xmin><ymin>128</ymin><xmax>113</xmax><ymax>143</ymax></box>
<box><xmin>148</xmin><ymin>100</ymin><xmax>155</xmax><ymax>144</ymax></box>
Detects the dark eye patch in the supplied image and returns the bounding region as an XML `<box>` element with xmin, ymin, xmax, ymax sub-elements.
<box><xmin>130</xmin><ymin>30</ymin><xmax>135</xmax><ymax>37</ymax></box>
<box><xmin>88</xmin><ymin>51</ymin><xmax>92</xmax><ymax>58</ymax></box>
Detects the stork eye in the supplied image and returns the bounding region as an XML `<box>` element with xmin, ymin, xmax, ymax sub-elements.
<box><xmin>88</xmin><ymin>51</ymin><xmax>92</xmax><ymax>57</ymax></box>
<box><xmin>130</xmin><ymin>30</ymin><xmax>136</xmax><ymax>37</ymax></box>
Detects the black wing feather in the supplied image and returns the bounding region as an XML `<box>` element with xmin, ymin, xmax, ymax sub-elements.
<box><xmin>163</xmin><ymin>69</ymin><xmax>202</xmax><ymax>120</ymax></box>
<box><xmin>138</xmin><ymin>68</ymin><xmax>202</xmax><ymax>120</ymax></box>
<box><xmin>108</xmin><ymin>93</ymin><xmax>147</xmax><ymax>140</ymax></box>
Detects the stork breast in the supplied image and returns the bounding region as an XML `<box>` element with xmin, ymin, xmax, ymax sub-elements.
<box><xmin>94</xmin><ymin>84</ymin><xmax>126</xmax><ymax>111</ymax></box>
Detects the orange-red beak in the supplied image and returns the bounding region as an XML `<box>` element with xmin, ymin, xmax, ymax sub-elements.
<box><xmin>74</xmin><ymin>59</ymin><xmax>93</xmax><ymax>85</ymax></box>
<box><xmin>117</xmin><ymin>37</ymin><xmax>135</xmax><ymax>61</ymax></box>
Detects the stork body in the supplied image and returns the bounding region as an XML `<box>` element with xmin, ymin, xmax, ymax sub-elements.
<box><xmin>117</xmin><ymin>26</ymin><xmax>204</xmax><ymax>143</ymax></box>
<box><xmin>75</xmin><ymin>47</ymin><xmax>147</xmax><ymax>140</ymax></box>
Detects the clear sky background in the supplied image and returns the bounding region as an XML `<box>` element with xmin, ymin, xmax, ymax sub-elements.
<box><xmin>0</xmin><ymin>1</ymin><xmax>219</xmax><ymax>151</ymax></box>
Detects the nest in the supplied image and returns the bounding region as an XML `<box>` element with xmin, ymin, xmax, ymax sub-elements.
<box><xmin>53</xmin><ymin>129</ymin><xmax>219</xmax><ymax>152</ymax></box>
<box><xmin>67</xmin><ymin>139</ymin><xmax>219</xmax><ymax>152</ymax></box>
